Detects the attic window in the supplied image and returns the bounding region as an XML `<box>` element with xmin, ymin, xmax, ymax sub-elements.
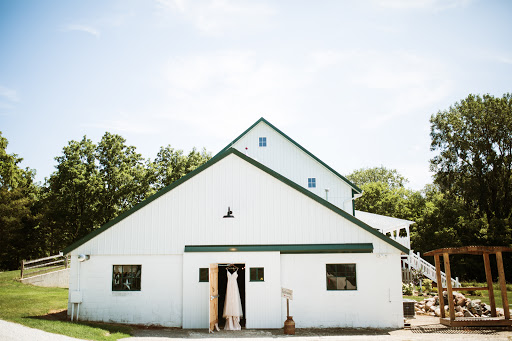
<box><xmin>308</xmin><ymin>177</ymin><xmax>316</xmax><ymax>188</ymax></box>
<box><xmin>259</xmin><ymin>137</ymin><xmax>267</xmax><ymax>147</ymax></box>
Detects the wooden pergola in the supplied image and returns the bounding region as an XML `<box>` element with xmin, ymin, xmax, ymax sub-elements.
<box><xmin>424</xmin><ymin>246</ymin><xmax>512</xmax><ymax>327</ymax></box>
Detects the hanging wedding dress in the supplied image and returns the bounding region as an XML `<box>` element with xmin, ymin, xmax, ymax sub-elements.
<box><xmin>223</xmin><ymin>269</ymin><xmax>243</xmax><ymax>330</ymax></box>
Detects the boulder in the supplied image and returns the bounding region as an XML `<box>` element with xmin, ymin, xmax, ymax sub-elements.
<box><xmin>435</xmin><ymin>308</ymin><xmax>441</xmax><ymax>317</ymax></box>
<box><xmin>425</xmin><ymin>300</ymin><xmax>434</xmax><ymax>310</ymax></box>
<box><xmin>463</xmin><ymin>308</ymin><xmax>474</xmax><ymax>317</ymax></box>
<box><xmin>455</xmin><ymin>294</ymin><xmax>466</xmax><ymax>306</ymax></box>
<box><xmin>455</xmin><ymin>311</ymin><xmax>464</xmax><ymax>317</ymax></box>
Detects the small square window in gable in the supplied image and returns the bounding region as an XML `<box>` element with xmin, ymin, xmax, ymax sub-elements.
<box><xmin>259</xmin><ymin>137</ymin><xmax>267</xmax><ymax>147</ymax></box>
<box><xmin>308</xmin><ymin>177</ymin><xmax>316</xmax><ymax>188</ymax></box>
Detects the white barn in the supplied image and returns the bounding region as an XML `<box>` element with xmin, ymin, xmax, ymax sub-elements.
<box><xmin>64</xmin><ymin>118</ymin><xmax>409</xmax><ymax>329</ymax></box>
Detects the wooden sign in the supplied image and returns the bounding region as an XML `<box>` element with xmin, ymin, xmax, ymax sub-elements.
<box><xmin>281</xmin><ymin>287</ymin><xmax>293</xmax><ymax>300</ymax></box>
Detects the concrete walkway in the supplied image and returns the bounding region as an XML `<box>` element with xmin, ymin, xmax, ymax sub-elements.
<box><xmin>0</xmin><ymin>319</ymin><xmax>83</xmax><ymax>341</ymax></box>
<box><xmin>2</xmin><ymin>316</ymin><xmax>511</xmax><ymax>341</ymax></box>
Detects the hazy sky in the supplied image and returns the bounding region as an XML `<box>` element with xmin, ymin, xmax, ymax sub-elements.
<box><xmin>1</xmin><ymin>0</ymin><xmax>511</xmax><ymax>190</ymax></box>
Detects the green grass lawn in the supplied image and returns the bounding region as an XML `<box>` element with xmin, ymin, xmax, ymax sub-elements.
<box><xmin>0</xmin><ymin>270</ymin><xmax>132</xmax><ymax>340</ymax></box>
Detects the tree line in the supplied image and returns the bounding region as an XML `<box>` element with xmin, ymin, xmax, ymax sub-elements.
<box><xmin>348</xmin><ymin>93</ymin><xmax>512</xmax><ymax>281</ymax></box>
<box><xmin>1</xmin><ymin>93</ymin><xmax>511</xmax><ymax>281</ymax></box>
<box><xmin>0</xmin><ymin>132</ymin><xmax>211</xmax><ymax>270</ymax></box>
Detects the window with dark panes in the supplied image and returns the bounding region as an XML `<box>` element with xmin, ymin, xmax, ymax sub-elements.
<box><xmin>250</xmin><ymin>267</ymin><xmax>264</xmax><ymax>281</ymax></box>
<box><xmin>326</xmin><ymin>264</ymin><xmax>356</xmax><ymax>290</ymax></box>
<box><xmin>112</xmin><ymin>265</ymin><xmax>141</xmax><ymax>291</ymax></box>
<box><xmin>199</xmin><ymin>268</ymin><xmax>209</xmax><ymax>282</ymax></box>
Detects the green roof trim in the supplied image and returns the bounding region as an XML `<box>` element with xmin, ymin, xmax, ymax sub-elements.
<box><xmin>185</xmin><ymin>243</ymin><xmax>374</xmax><ymax>254</ymax></box>
<box><xmin>216</xmin><ymin>117</ymin><xmax>362</xmax><ymax>194</ymax></box>
<box><xmin>62</xmin><ymin>148</ymin><xmax>232</xmax><ymax>254</ymax></box>
<box><xmin>64</xmin><ymin>148</ymin><xmax>408</xmax><ymax>255</ymax></box>
<box><xmin>231</xmin><ymin>149</ymin><xmax>409</xmax><ymax>254</ymax></box>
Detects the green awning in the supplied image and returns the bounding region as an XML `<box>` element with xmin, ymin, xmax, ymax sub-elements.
<box><xmin>184</xmin><ymin>243</ymin><xmax>373</xmax><ymax>254</ymax></box>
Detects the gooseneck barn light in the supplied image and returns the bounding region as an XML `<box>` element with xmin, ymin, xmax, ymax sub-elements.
<box><xmin>223</xmin><ymin>207</ymin><xmax>234</xmax><ymax>218</ymax></box>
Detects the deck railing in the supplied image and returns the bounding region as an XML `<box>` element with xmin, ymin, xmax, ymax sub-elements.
<box><xmin>402</xmin><ymin>251</ymin><xmax>460</xmax><ymax>288</ymax></box>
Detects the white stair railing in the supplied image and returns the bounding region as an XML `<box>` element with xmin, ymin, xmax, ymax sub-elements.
<box><xmin>403</xmin><ymin>251</ymin><xmax>460</xmax><ymax>288</ymax></box>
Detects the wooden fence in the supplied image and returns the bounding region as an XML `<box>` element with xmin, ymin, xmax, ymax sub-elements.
<box><xmin>402</xmin><ymin>268</ymin><xmax>414</xmax><ymax>284</ymax></box>
<box><xmin>20</xmin><ymin>254</ymin><xmax>69</xmax><ymax>279</ymax></box>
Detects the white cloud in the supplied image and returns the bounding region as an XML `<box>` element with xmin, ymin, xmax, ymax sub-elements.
<box><xmin>64</xmin><ymin>24</ymin><xmax>101</xmax><ymax>37</ymax></box>
<box><xmin>308</xmin><ymin>49</ymin><xmax>453</xmax><ymax>128</ymax></box>
<box><xmin>373</xmin><ymin>0</ymin><xmax>471</xmax><ymax>11</ymax></box>
<box><xmin>0</xmin><ymin>85</ymin><xmax>20</xmax><ymax>102</ymax></box>
<box><xmin>158</xmin><ymin>50</ymin><xmax>309</xmax><ymax>138</ymax></box>
<box><xmin>85</xmin><ymin>115</ymin><xmax>161</xmax><ymax>135</ymax></box>
<box><xmin>155</xmin><ymin>0</ymin><xmax>276</xmax><ymax>35</ymax></box>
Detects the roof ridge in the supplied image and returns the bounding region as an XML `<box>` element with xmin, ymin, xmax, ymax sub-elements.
<box><xmin>214</xmin><ymin>117</ymin><xmax>362</xmax><ymax>193</ymax></box>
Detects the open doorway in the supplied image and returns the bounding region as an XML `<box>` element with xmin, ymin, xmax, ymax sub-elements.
<box><xmin>217</xmin><ymin>263</ymin><xmax>246</xmax><ymax>328</ymax></box>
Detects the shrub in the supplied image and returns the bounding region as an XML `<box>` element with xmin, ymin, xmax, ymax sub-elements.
<box><xmin>423</xmin><ymin>279</ymin><xmax>433</xmax><ymax>293</ymax></box>
<box><xmin>402</xmin><ymin>283</ymin><xmax>414</xmax><ymax>295</ymax></box>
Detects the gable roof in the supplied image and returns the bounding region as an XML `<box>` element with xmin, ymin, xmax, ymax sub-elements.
<box><xmin>63</xmin><ymin>148</ymin><xmax>408</xmax><ymax>255</ymax></box>
<box><xmin>216</xmin><ymin>117</ymin><xmax>362</xmax><ymax>194</ymax></box>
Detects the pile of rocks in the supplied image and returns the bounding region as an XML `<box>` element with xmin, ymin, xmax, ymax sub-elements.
<box><xmin>414</xmin><ymin>292</ymin><xmax>505</xmax><ymax>317</ymax></box>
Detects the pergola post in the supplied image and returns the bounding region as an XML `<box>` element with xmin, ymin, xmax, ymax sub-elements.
<box><xmin>483</xmin><ymin>252</ymin><xmax>497</xmax><ymax>317</ymax></box>
<box><xmin>434</xmin><ymin>254</ymin><xmax>445</xmax><ymax>318</ymax></box>
<box><xmin>443</xmin><ymin>252</ymin><xmax>455</xmax><ymax>321</ymax></box>
<box><xmin>496</xmin><ymin>251</ymin><xmax>510</xmax><ymax>320</ymax></box>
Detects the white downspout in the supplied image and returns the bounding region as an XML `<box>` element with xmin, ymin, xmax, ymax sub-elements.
<box><xmin>344</xmin><ymin>192</ymin><xmax>363</xmax><ymax>213</ymax></box>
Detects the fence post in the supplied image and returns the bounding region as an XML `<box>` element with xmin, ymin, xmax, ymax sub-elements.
<box><xmin>20</xmin><ymin>260</ymin><xmax>25</xmax><ymax>279</ymax></box>
<box><xmin>64</xmin><ymin>255</ymin><xmax>68</xmax><ymax>269</ymax></box>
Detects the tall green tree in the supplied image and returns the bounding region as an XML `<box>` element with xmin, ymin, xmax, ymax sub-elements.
<box><xmin>347</xmin><ymin>166</ymin><xmax>424</xmax><ymax>222</ymax></box>
<box><xmin>96</xmin><ymin>133</ymin><xmax>152</xmax><ymax>223</ymax></box>
<box><xmin>42</xmin><ymin>137</ymin><xmax>102</xmax><ymax>253</ymax></box>
<box><xmin>348</xmin><ymin>166</ymin><xmax>408</xmax><ymax>189</ymax></box>
<box><xmin>0</xmin><ymin>132</ymin><xmax>40</xmax><ymax>270</ymax></box>
<box><xmin>152</xmin><ymin>146</ymin><xmax>211</xmax><ymax>190</ymax></box>
<box><xmin>430</xmin><ymin>93</ymin><xmax>512</xmax><ymax>246</ymax></box>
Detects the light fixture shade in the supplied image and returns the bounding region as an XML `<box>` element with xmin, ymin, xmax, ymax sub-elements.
<box><xmin>223</xmin><ymin>206</ymin><xmax>234</xmax><ymax>218</ymax></box>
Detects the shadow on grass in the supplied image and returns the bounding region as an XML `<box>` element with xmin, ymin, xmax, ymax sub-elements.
<box><xmin>26</xmin><ymin>309</ymin><xmax>133</xmax><ymax>337</ymax></box>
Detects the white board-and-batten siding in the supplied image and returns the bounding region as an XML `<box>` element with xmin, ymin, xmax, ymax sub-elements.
<box><xmin>231</xmin><ymin>121</ymin><xmax>356</xmax><ymax>213</ymax></box>
<box><xmin>183</xmin><ymin>252</ymin><xmax>281</xmax><ymax>329</ymax></box>
<box><xmin>280</xmin><ymin>253</ymin><xmax>403</xmax><ymax>328</ymax></box>
<box><xmin>71</xmin><ymin>153</ymin><xmax>399</xmax><ymax>256</ymax></box>
<box><xmin>67</xmin><ymin>151</ymin><xmax>403</xmax><ymax>327</ymax></box>
<box><xmin>68</xmin><ymin>254</ymin><xmax>183</xmax><ymax>326</ymax></box>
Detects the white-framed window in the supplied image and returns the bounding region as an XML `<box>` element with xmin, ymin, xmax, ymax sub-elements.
<box><xmin>308</xmin><ymin>177</ymin><xmax>316</xmax><ymax>188</ymax></box>
<box><xmin>326</xmin><ymin>264</ymin><xmax>357</xmax><ymax>290</ymax></box>
<box><xmin>259</xmin><ymin>137</ymin><xmax>267</xmax><ymax>147</ymax></box>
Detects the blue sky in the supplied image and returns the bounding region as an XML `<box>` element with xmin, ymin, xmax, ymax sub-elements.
<box><xmin>1</xmin><ymin>0</ymin><xmax>511</xmax><ymax>190</ymax></box>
